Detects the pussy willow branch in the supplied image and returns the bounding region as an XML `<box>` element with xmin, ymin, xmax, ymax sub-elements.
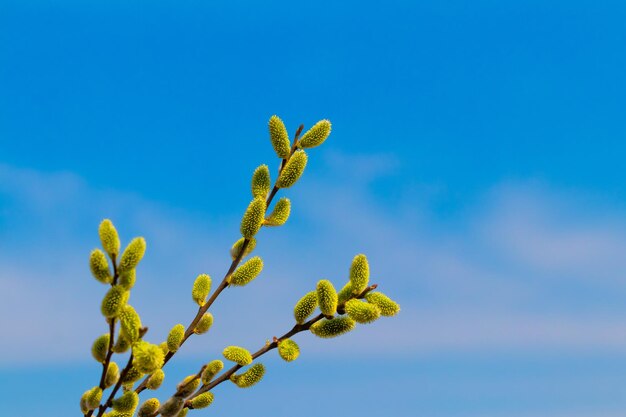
<box><xmin>134</xmin><ymin>125</ymin><xmax>305</xmax><ymax>396</ymax></box>
<box><xmin>179</xmin><ymin>284</ymin><xmax>379</xmax><ymax>412</ymax></box>
<box><xmin>95</xmin><ymin>353</ymin><xmax>134</xmax><ymax>417</ymax></box>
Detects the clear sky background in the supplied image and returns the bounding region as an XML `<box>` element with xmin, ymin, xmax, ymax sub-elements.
<box><xmin>1</xmin><ymin>1</ymin><xmax>626</xmax><ymax>416</ymax></box>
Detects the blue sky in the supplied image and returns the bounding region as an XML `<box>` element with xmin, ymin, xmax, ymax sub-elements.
<box><xmin>1</xmin><ymin>1</ymin><xmax>626</xmax><ymax>416</ymax></box>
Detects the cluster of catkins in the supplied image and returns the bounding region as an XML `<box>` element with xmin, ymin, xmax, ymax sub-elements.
<box><xmin>81</xmin><ymin>116</ymin><xmax>400</xmax><ymax>417</ymax></box>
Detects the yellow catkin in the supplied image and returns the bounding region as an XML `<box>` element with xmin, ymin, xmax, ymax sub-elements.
<box><xmin>91</xmin><ymin>333</ymin><xmax>110</xmax><ymax>363</ymax></box>
<box><xmin>365</xmin><ymin>292</ymin><xmax>400</xmax><ymax>317</ymax></box>
<box><xmin>229</xmin><ymin>256</ymin><xmax>263</xmax><ymax>286</ymax></box>
<box><xmin>118</xmin><ymin>237</ymin><xmax>146</xmax><ymax>274</ymax></box>
<box><xmin>138</xmin><ymin>398</ymin><xmax>160</xmax><ymax>417</ymax></box>
<box><xmin>101</xmin><ymin>285</ymin><xmax>129</xmax><ymax>318</ymax></box>
<box><xmin>99</xmin><ymin>219</ymin><xmax>121</xmax><ymax>257</ymax></box>
<box><xmin>293</xmin><ymin>291</ymin><xmax>318</xmax><ymax>324</ymax></box>
<box><xmin>277</xmin><ymin>339</ymin><xmax>300</xmax><ymax>362</ymax></box>
<box><xmin>310</xmin><ymin>317</ymin><xmax>356</xmax><ymax>338</ymax></box>
<box><xmin>345</xmin><ymin>299</ymin><xmax>381</xmax><ymax>324</ymax></box>
<box><xmin>81</xmin><ymin>386</ymin><xmax>102</xmax><ymax>411</ymax></box>
<box><xmin>229</xmin><ymin>237</ymin><xmax>257</xmax><ymax>260</ymax></box>
<box><xmin>240</xmin><ymin>197</ymin><xmax>267</xmax><ymax>239</ymax></box>
<box><xmin>167</xmin><ymin>324</ymin><xmax>185</xmax><ymax>352</ymax></box>
<box><xmin>176</xmin><ymin>375</ymin><xmax>201</xmax><ymax>397</ymax></box>
<box><xmin>159</xmin><ymin>397</ymin><xmax>184</xmax><ymax>417</ymax></box>
<box><xmin>104</xmin><ymin>362</ymin><xmax>120</xmax><ymax>388</ymax></box>
<box><xmin>121</xmin><ymin>366</ymin><xmax>143</xmax><ymax>384</ymax></box>
<box><xmin>337</xmin><ymin>282</ymin><xmax>354</xmax><ymax>305</ymax></box>
<box><xmin>113</xmin><ymin>335</ymin><xmax>131</xmax><ymax>353</ymax></box>
<box><xmin>146</xmin><ymin>369</ymin><xmax>165</xmax><ymax>390</ymax></box>
<box><xmin>190</xmin><ymin>392</ymin><xmax>214</xmax><ymax>409</ymax></box>
<box><xmin>90</xmin><ymin>249</ymin><xmax>112</xmax><ymax>284</ymax></box>
<box><xmin>119</xmin><ymin>305</ymin><xmax>142</xmax><ymax>342</ymax></box>
<box><xmin>112</xmin><ymin>391</ymin><xmax>139</xmax><ymax>412</ymax></box>
<box><xmin>264</xmin><ymin>197</ymin><xmax>291</xmax><ymax>226</ymax></box>
<box><xmin>201</xmin><ymin>360</ymin><xmax>224</xmax><ymax>384</ymax></box>
<box><xmin>251</xmin><ymin>164</ymin><xmax>271</xmax><ymax>198</ymax></box>
<box><xmin>297</xmin><ymin>119</ymin><xmax>331</xmax><ymax>149</ymax></box>
<box><xmin>194</xmin><ymin>313</ymin><xmax>214</xmax><ymax>334</ymax></box>
<box><xmin>230</xmin><ymin>363</ymin><xmax>265</xmax><ymax>388</ymax></box>
<box><xmin>118</xmin><ymin>270</ymin><xmax>136</xmax><ymax>290</ymax></box>
<box><xmin>191</xmin><ymin>274</ymin><xmax>211</xmax><ymax>306</ymax></box>
<box><xmin>276</xmin><ymin>150</ymin><xmax>307</xmax><ymax>188</ymax></box>
<box><xmin>349</xmin><ymin>254</ymin><xmax>369</xmax><ymax>295</ymax></box>
<box><xmin>316</xmin><ymin>279</ymin><xmax>338</xmax><ymax>316</ymax></box>
<box><xmin>269</xmin><ymin>115</ymin><xmax>291</xmax><ymax>159</ymax></box>
<box><xmin>132</xmin><ymin>341</ymin><xmax>165</xmax><ymax>374</ymax></box>
<box><xmin>223</xmin><ymin>346</ymin><xmax>252</xmax><ymax>366</ymax></box>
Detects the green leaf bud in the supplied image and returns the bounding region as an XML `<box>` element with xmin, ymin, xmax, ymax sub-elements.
<box><xmin>113</xmin><ymin>335</ymin><xmax>131</xmax><ymax>353</ymax></box>
<box><xmin>159</xmin><ymin>396</ymin><xmax>184</xmax><ymax>417</ymax></box>
<box><xmin>229</xmin><ymin>256</ymin><xmax>263</xmax><ymax>286</ymax></box>
<box><xmin>365</xmin><ymin>292</ymin><xmax>400</xmax><ymax>317</ymax></box>
<box><xmin>104</xmin><ymin>361</ymin><xmax>120</xmax><ymax>388</ymax></box>
<box><xmin>91</xmin><ymin>333</ymin><xmax>110</xmax><ymax>363</ymax></box>
<box><xmin>81</xmin><ymin>386</ymin><xmax>102</xmax><ymax>411</ymax></box>
<box><xmin>277</xmin><ymin>339</ymin><xmax>300</xmax><ymax>362</ymax></box>
<box><xmin>201</xmin><ymin>360</ymin><xmax>224</xmax><ymax>384</ymax></box>
<box><xmin>90</xmin><ymin>249</ymin><xmax>112</xmax><ymax>284</ymax></box>
<box><xmin>118</xmin><ymin>237</ymin><xmax>146</xmax><ymax>274</ymax></box>
<box><xmin>191</xmin><ymin>274</ymin><xmax>211</xmax><ymax>306</ymax></box>
<box><xmin>223</xmin><ymin>346</ymin><xmax>252</xmax><ymax>366</ymax></box>
<box><xmin>298</xmin><ymin>119</ymin><xmax>331</xmax><ymax>149</ymax></box>
<box><xmin>310</xmin><ymin>317</ymin><xmax>356</xmax><ymax>338</ymax></box>
<box><xmin>138</xmin><ymin>398</ymin><xmax>160</xmax><ymax>417</ymax></box>
<box><xmin>132</xmin><ymin>341</ymin><xmax>165</xmax><ymax>374</ymax></box>
<box><xmin>230</xmin><ymin>237</ymin><xmax>256</xmax><ymax>260</ymax></box>
<box><xmin>101</xmin><ymin>285</ymin><xmax>129</xmax><ymax>318</ymax></box>
<box><xmin>119</xmin><ymin>305</ymin><xmax>142</xmax><ymax>342</ymax></box>
<box><xmin>345</xmin><ymin>299</ymin><xmax>381</xmax><ymax>324</ymax></box>
<box><xmin>276</xmin><ymin>150</ymin><xmax>307</xmax><ymax>188</ymax></box>
<box><xmin>99</xmin><ymin>219</ymin><xmax>121</xmax><ymax>257</ymax></box>
<box><xmin>230</xmin><ymin>363</ymin><xmax>265</xmax><ymax>388</ymax></box>
<box><xmin>190</xmin><ymin>392</ymin><xmax>214</xmax><ymax>409</ymax></box>
<box><xmin>316</xmin><ymin>279</ymin><xmax>338</xmax><ymax>316</ymax></box>
<box><xmin>194</xmin><ymin>313</ymin><xmax>214</xmax><ymax>334</ymax></box>
<box><xmin>349</xmin><ymin>254</ymin><xmax>369</xmax><ymax>295</ymax></box>
<box><xmin>167</xmin><ymin>324</ymin><xmax>185</xmax><ymax>352</ymax></box>
<box><xmin>337</xmin><ymin>282</ymin><xmax>354</xmax><ymax>305</ymax></box>
<box><xmin>112</xmin><ymin>391</ymin><xmax>139</xmax><ymax>412</ymax></box>
<box><xmin>269</xmin><ymin>115</ymin><xmax>291</xmax><ymax>159</ymax></box>
<box><xmin>294</xmin><ymin>291</ymin><xmax>318</xmax><ymax>324</ymax></box>
<box><xmin>146</xmin><ymin>369</ymin><xmax>165</xmax><ymax>390</ymax></box>
<box><xmin>240</xmin><ymin>197</ymin><xmax>266</xmax><ymax>239</ymax></box>
<box><xmin>176</xmin><ymin>374</ymin><xmax>201</xmax><ymax>397</ymax></box>
<box><xmin>118</xmin><ymin>270</ymin><xmax>136</xmax><ymax>290</ymax></box>
<box><xmin>264</xmin><ymin>197</ymin><xmax>291</xmax><ymax>226</ymax></box>
<box><xmin>121</xmin><ymin>366</ymin><xmax>144</xmax><ymax>384</ymax></box>
<box><xmin>251</xmin><ymin>164</ymin><xmax>271</xmax><ymax>199</ymax></box>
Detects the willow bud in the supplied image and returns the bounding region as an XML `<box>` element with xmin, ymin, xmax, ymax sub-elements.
<box><xmin>118</xmin><ymin>270</ymin><xmax>136</xmax><ymax>290</ymax></box>
<box><xmin>178</xmin><ymin>409</ymin><xmax>189</xmax><ymax>417</ymax></box>
<box><xmin>277</xmin><ymin>339</ymin><xmax>300</xmax><ymax>362</ymax></box>
<box><xmin>365</xmin><ymin>292</ymin><xmax>400</xmax><ymax>316</ymax></box>
<box><xmin>176</xmin><ymin>375</ymin><xmax>200</xmax><ymax>397</ymax></box>
<box><xmin>138</xmin><ymin>398</ymin><xmax>160</xmax><ymax>417</ymax></box>
<box><xmin>118</xmin><ymin>237</ymin><xmax>146</xmax><ymax>274</ymax></box>
<box><xmin>146</xmin><ymin>369</ymin><xmax>165</xmax><ymax>390</ymax></box>
<box><xmin>113</xmin><ymin>335</ymin><xmax>131</xmax><ymax>353</ymax></box>
<box><xmin>159</xmin><ymin>397</ymin><xmax>184</xmax><ymax>417</ymax></box>
<box><xmin>349</xmin><ymin>254</ymin><xmax>369</xmax><ymax>295</ymax></box>
<box><xmin>119</xmin><ymin>305</ymin><xmax>142</xmax><ymax>342</ymax></box>
<box><xmin>191</xmin><ymin>274</ymin><xmax>211</xmax><ymax>306</ymax></box>
<box><xmin>298</xmin><ymin>119</ymin><xmax>331</xmax><ymax>149</ymax></box>
<box><xmin>345</xmin><ymin>299</ymin><xmax>381</xmax><ymax>324</ymax></box>
<box><xmin>190</xmin><ymin>392</ymin><xmax>214</xmax><ymax>409</ymax></box>
<box><xmin>230</xmin><ymin>363</ymin><xmax>265</xmax><ymax>388</ymax></box>
<box><xmin>167</xmin><ymin>324</ymin><xmax>185</xmax><ymax>352</ymax></box>
<box><xmin>201</xmin><ymin>360</ymin><xmax>224</xmax><ymax>384</ymax></box>
<box><xmin>112</xmin><ymin>391</ymin><xmax>139</xmax><ymax>412</ymax></box>
<box><xmin>269</xmin><ymin>115</ymin><xmax>291</xmax><ymax>159</ymax></box>
<box><xmin>293</xmin><ymin>291</ymin><xmax>318</xmax><ymax>324</ymax></box>
<box><xmin>230</xmin><ymin>237</ymin><xmax>256</xmax><ymax>260</ymax></box>
<box><xmin>223</xmin><ymin>346</ymin><xmax>252</xmax><ymax>366</ymax></box>
<box><xmin>133</xmin><ymin>341</ymin><xmax>165</xmax><ymax>374</ymax></box>
<box><xmin>251</xmin><ymin>165</ymin><xmax>271</xmax><ymax>199</ymax></box>
<box><xmin>229</xmin><ymin>256</ymin><xmax>263</xmax><ymax>286</ymax></box>
<box><xmin>310</xmin><ymin>317</ymin><xmax>356</xmax><ymax>338</ymax></box>
<box><xmin>121</xmin><ymin>366</ymin><xmax>144</xmax><ymax>384</ymax></box>
<box><xmin>91</xmin><ymin>333</ymin><xmax>110</xmax><ymax>363</ymax></box>
<box><xmin>337</xmin><ymin>282</ymin><xmax>354</xmax><ymax>305</ymax></box>
<box><xmin>194</xmin><ymin>313</ymin><xmax>214</xmax><ymax>334</ymax></box>
<box><xmin>90</xmin><ymin>249</ymin><xmax>112</xmax><ymax>284</ymax></box>
<box><xmin>276</xmin><ymin>150</ymin><xmax>307</xmax><ymax>188</ymax></box>
<box><xmin>104</xmin><ymin>362</ymin><xmax>120</xmax><ymax>388</ymax></box>
<box><xmin>99</xmin><ymin>219</ymin><xmax>121</xmax><ymax>257</ymax></box>
<box><xmin>101</xmin><ymin>285</ymin><xmax>129</xmax><ymax>318</ymax></box>
<box><xmin>264</xmin><ymin>197</ymin><xmax>291</xmax><ymax>226</ymax></box>
<box><xmin>81</xmin><ymin>386</ymin><xmax>102</xmax><ymax>411</ymax></box>
<box><xmin>316</xmin><ymin>279</ymin><xmax>338</xmax><ymax>316</ymax></box>
<box><xmin>240</xmin><ymin>197</ymin><xmax>267</xmax><ymax>239</ymax></box>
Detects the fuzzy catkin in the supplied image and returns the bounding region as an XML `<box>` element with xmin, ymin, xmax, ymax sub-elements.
<box><xmin>118</xmin><ymin>237</ymin><xmax>146</xmax><ymax>274</ymax></box>
<box><xmin>99</xmin><ymin>219</ymin><xmax>121</xmax><ymax>257</ymax></box>
<box><xmin>146</xmin><ymin>369</ymin><xmax>165</xmax><ymax>390</ymax></box>
<box><xmin>230</xmin><ymin>256</ymin><xmax>263</xmax><ymax>286</ymax></box>
<box><xmin>276</xmin><ymin>150</ymin><xmax>307</xmax><ymax>188</ymax></box>
<box><xmin>316</xmin><ymin>279</ymin><xmax>338</xmax><ymax>316</ymax></box>
<box><xmin>132</xmin><ymin>341</ymin><xmax>164</xmax><ymax>374</ymax></box>
<box><xmin>118</xmin><ymin>269</ymin><xmax>136</xmax><ymax>290</ymax></box>
<box><xmin>90</xmin><ymin>249</ymin><xmax>112</xmax><ymax>284</ymax></box>
<box><xmin>269</xmin><ymin>115</ymin><xmax>291</xmax><ymax>159</ymax></box>
<box><xmin>104</xmin><ymin>362</ymin><xmax>120</xmax><ymax>388</ymax></box>
<box><xmin>298</xmin><ymin>120</ymin><xmax>331</xmax><ymax>149</ymax></box>
<box><xmin>201</xmin><ymin>360</ymin><xmax>224</xmax><ymax>384</ymax></box>
<box><xmin>365</xmin><ymin>292</ymin><xmax>400</xmax><ymax>316</ymax></box>
<box><xmin>167</xmin><ymin>324</ymin><xmax>185</xmax><ymax>352</ymax></box>
<box><xmin>349</xmin><ymin>254</ymin><xmax>369</xmax><ymax>295</ymax></box>
<box><xmin>92</xmin><ymin>333</ymin><xmax>110</xmax><ymax>363</ymax></box>
<box><xmin>251</xmin><ymin>165</ymin><xmax>271</xmax><ymax>198</ymax></box>
<box><xmin>230</xmin><ymin>363</ymin><xmax>265</xmax><ymax>388</ymax></box>
<box><xmin>190</xmin><ymin>392</ymin><xmax>214</xmax><ymax>409</ymax></box>
<box><xmin>345</xmin><ymin>299</ymin><xmax>380</xmax><ymax>324</ymax></box>
<box><xmin>310</xmin><ymin>317</ymin><xmax>356</xmax><ymax>338</ymax></box>
<box><xmin>223</xmin><ymin>346</ymin><xmax>252</xmax><ymax>366</ymax></box>
<box><xmin>191</xmin><ymin>274</ymin><xmax>211</xmax><ymax>306</ymax></box>
<box><xmin>159</xmin><ymin>397</ymin><xmax>184</xmax><ymax>417</ymax></box>
<box><xmin>230</xmin><ymin>237</ymin><xmax>256</xmax><ymax>260</ymax></box>
<box><xmin>119</xmin><ymin>305</ymin><xmax>142</xmax><ymax>342</ymax></box>
<box><xmin>277</xmin><ymin>339</ymin><xmax>300</xmax><ymax>362</ymax></box>
<box><xmin>176</xmin><ymin>375</ymin><xmax>201</xmax><ymax>397</ymax></box>
<box><xmin>240</xmin><ymin>197</ymin><xmax>266</xmax><ymax>239</ymax></box>
<box><xmin>293</xmin><ymin>291</ymin><xmax>318</xmax><ymax>324</ymax></box>
<box><xmin>112</xmin><ymin>391</ymin><xmax>139</xmax><ymax>412</ymax></box>
<box><xmin>264</xmin><ymin>197</ymin><xmax>291</xmax><ymax>226</ymax></box>
<box><xmin>101</xmin><ymin>285</ymin><xmax>128</xmax><ymax>318</ymax></box>
<box><xmin>194</xmin><ymin>313</ymin><xmax>214</xmax><ymax>334</ymax></box>
<box><xmin>138</xmin><ymin>398</ymin><xmax>160</xmax><ymax>417</ymax></box>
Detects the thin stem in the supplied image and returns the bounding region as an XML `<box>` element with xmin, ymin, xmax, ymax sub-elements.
<box><xmin>96</xmin><ymin>353</ymin><xmax>134</xmax><ymax>417</ymax></box>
